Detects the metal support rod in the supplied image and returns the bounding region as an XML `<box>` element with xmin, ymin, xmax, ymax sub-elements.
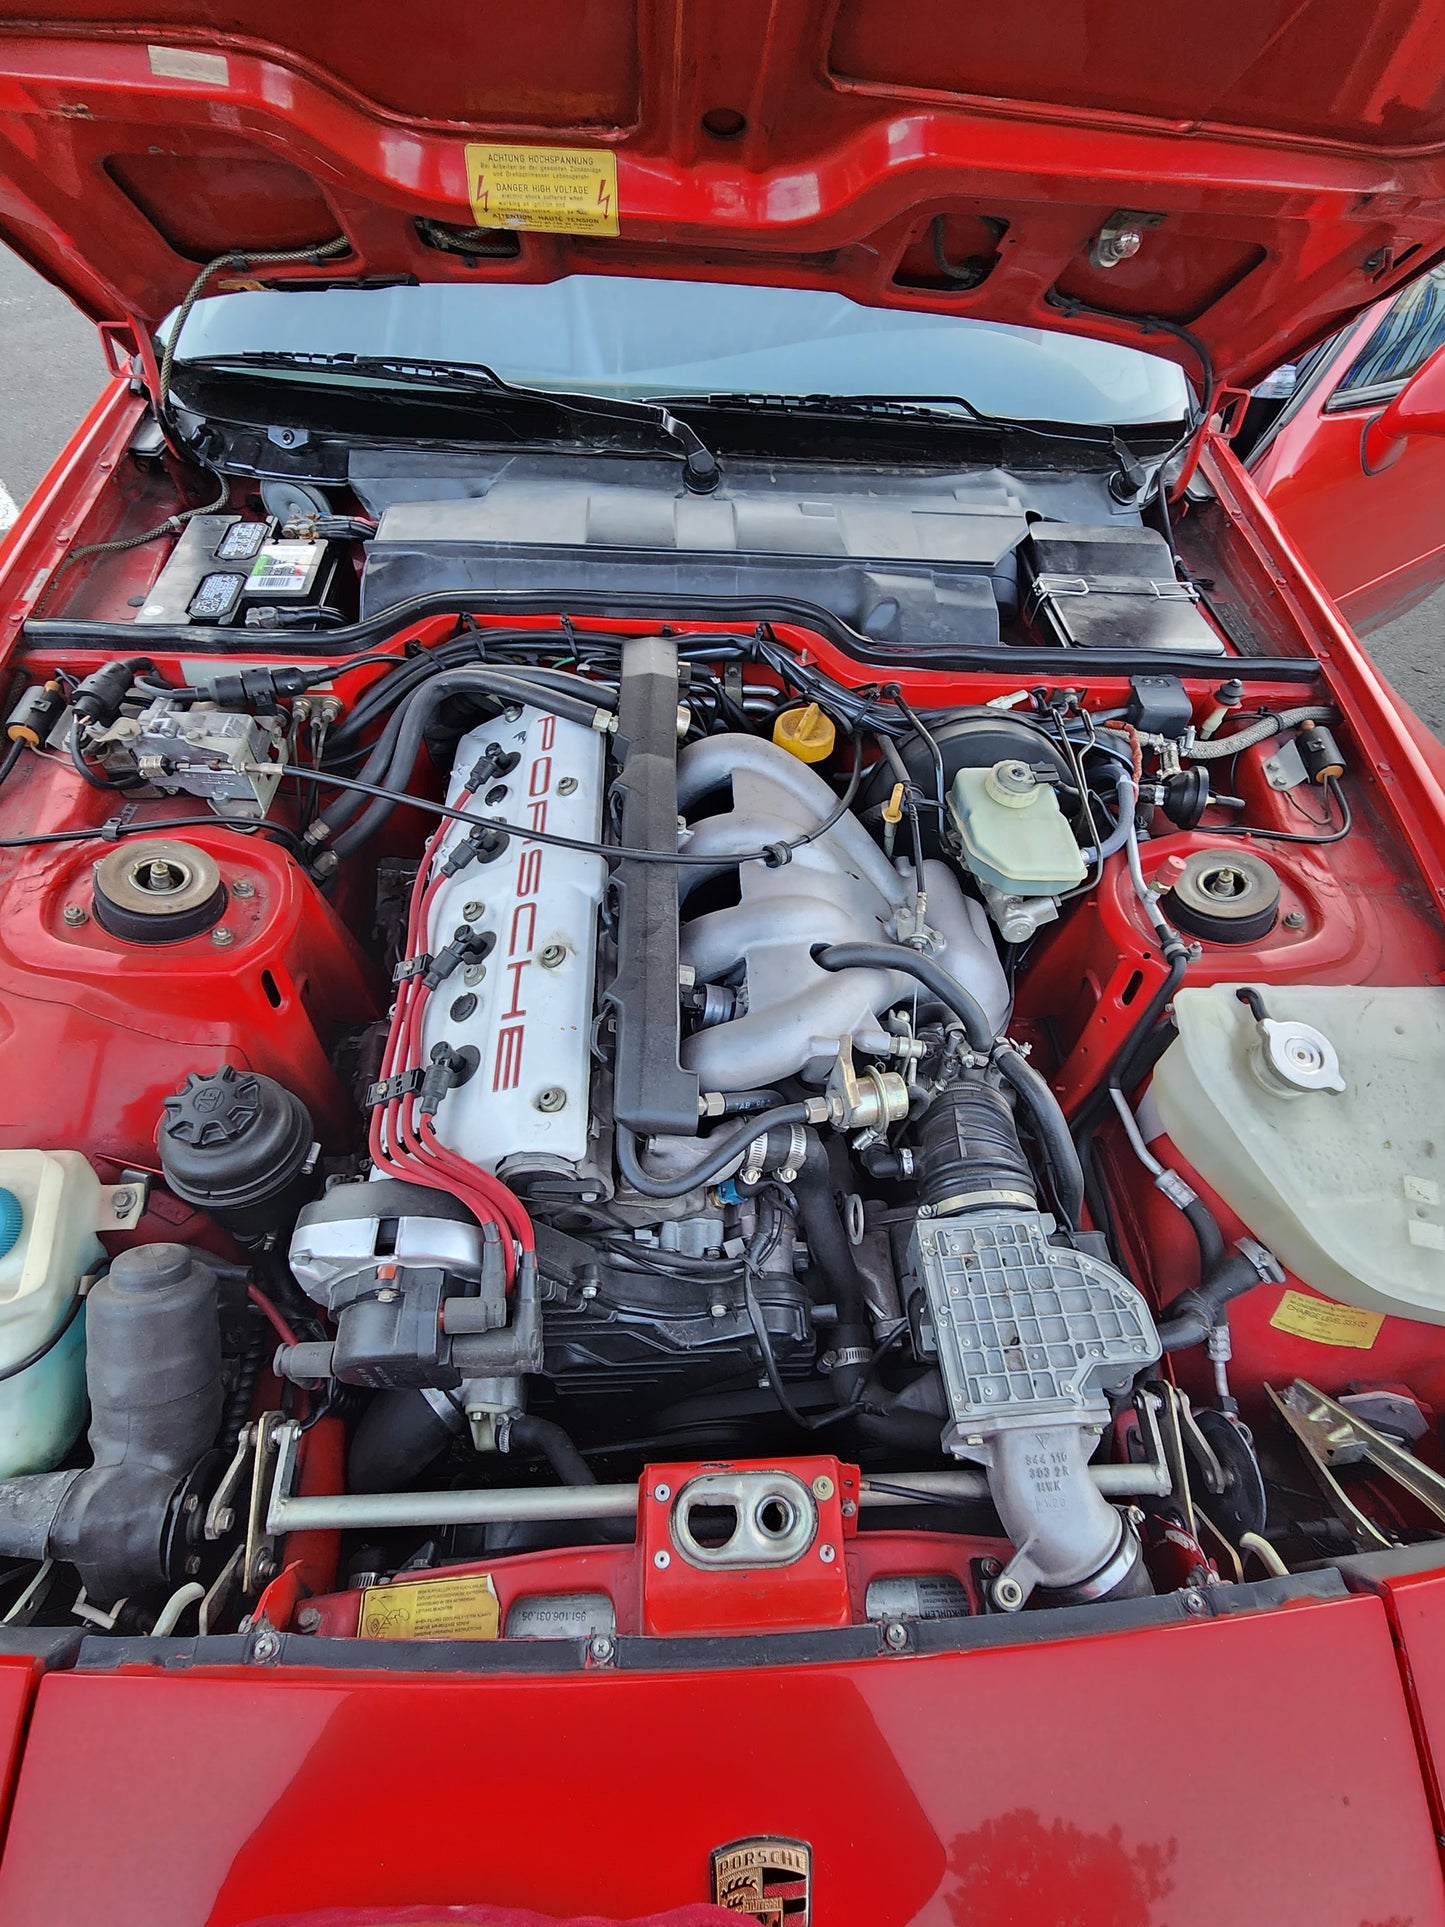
<box><xmin>860</xmin><ymin>1463</ymin><xmax>1170</xmax><ymax>1503</ymax></box>
<box><xmin>265</xmin><ymin>1435</ymin><xmax>1169</xmax><ymax>1536</ymax></box>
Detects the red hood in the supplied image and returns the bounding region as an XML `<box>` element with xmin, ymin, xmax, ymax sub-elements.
<box><xmin>3</xmin><ymin>4</ymin><xmax>1445</xmax><ymax>394</ymax></box>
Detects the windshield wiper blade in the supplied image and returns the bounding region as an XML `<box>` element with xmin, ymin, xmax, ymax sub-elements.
<box><xmin>661</xmin><ymin>390</ymin><xmax>1175</xmax><ymax>451</ymax></box>
<box><xmin>659</xmin><ymin>391</ymin><xmax>982</xmax><ymax>425</ymax></box>
<box><xmin>189</xmin><ymin>351</ymin><xmax>723</xmax><ymax>493</ymax></box>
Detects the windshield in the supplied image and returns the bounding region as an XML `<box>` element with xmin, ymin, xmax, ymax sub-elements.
<box><xmin>168</xmin><ymin>274</ymin><xmax>1190</xmax><ymax>428</ymax></box>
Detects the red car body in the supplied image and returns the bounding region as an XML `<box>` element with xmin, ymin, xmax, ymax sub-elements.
<box><xmin>1248</xmin><ymin>287</ymin><xmax>1445</xmax><ymax>634</ymax></box>
<box><xmin>7</xmin><ymin>7</ymin><xmax>1445</xmax><ymax>1925</ymax></box>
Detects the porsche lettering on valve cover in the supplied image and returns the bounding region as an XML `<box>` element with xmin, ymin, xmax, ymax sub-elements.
<box><xmin>9</xmin><ymin>4</ymin><xmax>1445</xmax><ymax>1925</ymax></box>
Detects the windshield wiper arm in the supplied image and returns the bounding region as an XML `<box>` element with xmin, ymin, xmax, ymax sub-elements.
<box><xmin>187</xmin><ymin>352</ymin><xmax>723</xmax><ymax>493</ymax></box>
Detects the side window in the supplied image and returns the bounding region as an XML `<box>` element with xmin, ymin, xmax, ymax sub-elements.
<box><xmin>1329</xmin><ymin>267</ymin><xmax>1445</xmax><ymax>408</ymax></box>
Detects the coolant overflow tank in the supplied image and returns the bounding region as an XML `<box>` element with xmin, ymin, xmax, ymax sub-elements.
<box><xmin>1152</xmin><ymin>984</ymin><xmax>1445</xmax><ymax>1323</ymax></box>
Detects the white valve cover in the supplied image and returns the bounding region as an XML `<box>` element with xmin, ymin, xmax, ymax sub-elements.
<box><xmin>420</xmin><ymin>707</ymin><xmax>606</xmax><ymax>1172</ymax></box>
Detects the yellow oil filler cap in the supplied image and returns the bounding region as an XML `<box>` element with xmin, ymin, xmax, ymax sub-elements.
<box><xmin>772</xmin><ymin>702</ymin><xmax>835</xmax><ymax>763</ymax></box>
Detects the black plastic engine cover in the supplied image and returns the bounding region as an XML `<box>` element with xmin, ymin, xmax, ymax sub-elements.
<box><xmin>535</xmin><ymin>1227</ymin><xmax>812</xmax><ymax>1398</ymax></box>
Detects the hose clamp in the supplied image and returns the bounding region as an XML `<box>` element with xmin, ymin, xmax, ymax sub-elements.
<box><xmin>1237</xmin><ymin>1238</ymin><xmax>1285</xmax><ymax>1285</ymax></box>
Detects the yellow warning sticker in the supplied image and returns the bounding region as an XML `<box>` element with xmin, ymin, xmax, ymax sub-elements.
<box><xmin>465</xmin><ymin>143</ymin><xmax>619</xmax><ymax>237</ymax></box>
<box><xmin>358</xmin><ymin>1573</ymin><xmax>500</xmax><ymax>1641</ymax></box>
<box><xmin>1269</xmin><ymin>1289</ymin><xmax>1384</xmax><ymax>1349</ymax></box>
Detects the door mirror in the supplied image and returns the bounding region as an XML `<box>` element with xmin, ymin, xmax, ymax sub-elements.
<box><xmin>1363</xmin><ymin>339</ymin><xmax>1445</xmax><ymax>469</ymax></box>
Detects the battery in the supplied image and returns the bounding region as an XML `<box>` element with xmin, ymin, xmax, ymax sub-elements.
<box><xmin>136</xmin><ymin>515</ymin><xmax>339</xmax><ymax>627</ymax></box>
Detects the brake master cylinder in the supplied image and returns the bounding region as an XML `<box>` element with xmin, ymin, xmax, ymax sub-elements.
<box><xmin>948</xmin><ymin>759</ymin><xmax>1087</xmax><ymax>942</ymax></box>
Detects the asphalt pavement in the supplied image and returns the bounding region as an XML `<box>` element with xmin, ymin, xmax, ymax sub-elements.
<box><xmin>0</xmin><ymin>244</ymin><xmax>107</xmax><ymax>526</ymax></box>
<box><xmin>2</xmin><ymin>242</ymin><xmax>1442</xmax><ymax>736</ymax></box>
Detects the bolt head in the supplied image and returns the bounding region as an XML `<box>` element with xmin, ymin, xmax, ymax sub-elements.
<box><xmin>991</xmin><ymin>1574</ymin><xmax>1026</xmax><ymax>1613</ymax></box>
<box><xmin>883</xmin><ymin>1619</ymin><xmax>910</xmax><ymax>1650</ymax></box>
<box><xmin>251</xmin><ymin>1628</ymin><xmax>281</xmax><ymax>1660</ymax></box>
<box><xmin>462</xmin><ymin>900</ymin><xmax>485</xmax><ymax>921</ymax></box>
<box><xmin>210</xmin><ymin>927</ymin><xmax>235</xmax><ymax>947</ymax></box>
<box><xmin>112</xmin><ymin>1188</ymin><xmax>136</xmax><ymax>1215</ymax></box>
<box><xmin>1283</xmin><ymin>909</ymin><xmax>1306</xmax><ymax>929</ymax></box>
<box><xmin>184</xmin><ymin>1555</ymin><xmax>202</xmax><ymax>1576</ymax></box>
<box><xmin>1182</xmin><ymin>1588</ymin><xmax>1209</xmax><ymax>1616</ymax></box>
<box><xmin>588</xmin><ymin>1632</ymin><xmax>614</xmax><ymax>1663</ymax></box>
<box><xmin>212</xmin><ymin>1506</ymin><xmax>235</xmax><ymax>1535</ymax></box>
<box><xmin>557</xmin><ymin>776</ymin><xmax>579</xmax><ymax>796</ymax></box>
<box><xmin>183</xmin><ymin>1493</ymin><xmax>200</xmax><ymax>1515</ymax></box>
<box><xmin>231</xmin><ymin>877</ymin><xmax>256</xmax><ymax>898</ymax></box>
<box><xmin>812</xmin><ymin>1474</ymin><xmax>835</xmax><ymax>1500</ymax></box>
<box><xmin>296</xmin><ymin>1605</ymin><xmax>322</xmax><ymax>1632</ymax></box>
<box><xmin>535</xmin><ymin>1086</ymin><xmax>567</xmax><ymax>1113</ymax></box>
<box><xmin>63</xmin><ymin>904</ymin><xmax>88</xmax><ymax>926</ymax></box>
<box><xmin>252</xmin><ymin>1551</ymin><xmax>276</xmax><ymax>1581</ymax></box>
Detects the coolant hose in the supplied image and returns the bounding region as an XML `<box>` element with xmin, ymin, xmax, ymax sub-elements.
<box><xmin>813</xmin><ymin>942</ymin><xmax>995</xmax><ymax>1053</ymax></box>
<box><xmin>504</xmin><ymin>1414</ymin><xmax>633</xmax><ymax>1546</ymax></box>
<box><xmin>337</xmin><ymin>656</ymin><xmax>617</xmax><ymax>749</ymax></box>
<box><xmin>507</xmin><ymin>1414</ymin><xmax>597</xmax><ymax>1485</ymax></box>
<box><xmin>1182</xmin><ymin>1195</ymin><xmax>1227</xmax><ymax>1278</ymax></box>
<box><xmin>792</xmin><ymin>1133</ymin><xmax>874</xmax><ymax>1406</ymax></box>
<box><xmin>615</xmin><ymin>1105</ymin><xmax>812</xmax><ymax>1199</ymax></box>
<box><xmin>325</xmin><ymin>667</ymin><xmax>613</xmax><ymax>850</ymax></box>
<box><xmin>993</xmin><ymin>1045</ymin><xmax>1085</xmax><ymax>1232</ymax></box>
<box><xmin>1157</xmin><ymin>1242</ymin><xmax>1284</xmax><ymax>1352</ymax></box>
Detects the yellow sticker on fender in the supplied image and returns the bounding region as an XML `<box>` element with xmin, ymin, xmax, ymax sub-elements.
<box><xmin>465</xmin><ymin>144</ymin><xmax>619</xmax><ymax>237</ymax></box>
<box><xmin>359</xmin><ymin>1573</ymin><xmax>499</xmax><ymax>1641</ymax></box>
<box><xmin>1269</xmin><ymin>1289</ymin><xmax>1384</xmax><ymax>1349</ymax></box>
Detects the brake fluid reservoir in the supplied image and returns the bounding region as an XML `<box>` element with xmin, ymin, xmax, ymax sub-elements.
<box><xmin>1152</xmin><ymin>984</ymin><xmax>1445</xmax><ymax>1323</ymax></box>
<box><xmin>0</xmin><ymin>1150</ymin><xmax>106</xmax><ymax>1476</ymax></box>
<box><xmin>948</xmin><ymin>760</ymin><xmax>1086</xmax><ymax>895</ymax></box>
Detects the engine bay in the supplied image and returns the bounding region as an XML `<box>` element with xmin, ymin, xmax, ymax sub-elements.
<box><xmin>2</xmin><ymin>537</ymin><xmax>1444</xmax><ymax>1651</ymax></box>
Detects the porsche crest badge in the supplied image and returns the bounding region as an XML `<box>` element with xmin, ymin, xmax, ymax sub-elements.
<box><xmin>710</xmin><ymin>1837</ymin><xmax>811</xmax><ymax>1926</ymax></box>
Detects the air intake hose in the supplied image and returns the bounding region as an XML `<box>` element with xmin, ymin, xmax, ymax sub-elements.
<box><xmin>914</xmin><ymin>1081</ymin><xmax>1038</xmax><ymax>1215</ymax></box>
<box><xmin>0</xmin><ymin>1244</ymin><xmax>222</xmax><ymax>1599</ymax></box>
